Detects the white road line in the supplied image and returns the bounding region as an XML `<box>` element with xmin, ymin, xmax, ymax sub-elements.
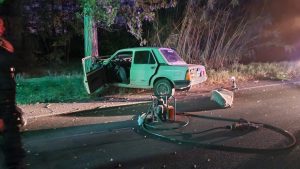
<box><xmin>239</xmin><ymin>80</ymin><xmax>300</xmax><ymax>91</ymax></box>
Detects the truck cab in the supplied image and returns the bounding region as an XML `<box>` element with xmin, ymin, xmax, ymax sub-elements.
<box><xmin>82</xmin><ymin>47</ymin><xmax>207</xmax><ymax>96</ymax></box>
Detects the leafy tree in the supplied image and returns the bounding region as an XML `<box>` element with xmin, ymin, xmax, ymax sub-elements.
<box><xmin>78</xmin><ymin>0</ymin><xmax>177</xmax><ymax>57</ymax></box>
<box><xmin>22</xmin><ymin>0</ymin><xmax>81</xmax><ymax>64</ymax></box>
<box><xmin>21</xmin><ymin>0</ymin><xmax>178</xmax><ymax>63</ymax></box>
<box><xmin>79</xmin><ymin>0</ymin><xmax>120</xmax><ymax>28</ymax></box>
<box><xmin>78</xmin><ymin>0</ymin><xmax>120</xmax><ymax>56</ymax></box>
<box><xmin>117</xmin><ymin>0</ymin><xmax>177</xmax><ymax>45</ymax></box>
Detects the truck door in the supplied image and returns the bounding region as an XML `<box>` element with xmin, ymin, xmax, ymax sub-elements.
<box><xmin>82</xmin><ymin>56</ymin><xmax>107</xmax><ymax>94</ymax></box>
<box><xmin>130</xmin><ymin>50</ymin><xmax>157</xmax><ymax>87</ymax></box>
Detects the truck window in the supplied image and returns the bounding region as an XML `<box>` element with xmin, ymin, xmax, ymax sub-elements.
<box><xmin>134</xmin><ymin>51</ymin><xmax>155</xmax><ymax>64</ymax></box>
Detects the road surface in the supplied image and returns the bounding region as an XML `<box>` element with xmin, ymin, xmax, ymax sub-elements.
<box><xmin>1</xmin><ymin>81</ymin><xmax>300</xmax><ymax>169</ymax></box>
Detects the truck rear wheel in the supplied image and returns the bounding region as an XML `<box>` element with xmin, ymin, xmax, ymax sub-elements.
<box><xmin>154</xmin><ymin>79</ymin><xmax>175</xmax><ymax>97</ymax></box>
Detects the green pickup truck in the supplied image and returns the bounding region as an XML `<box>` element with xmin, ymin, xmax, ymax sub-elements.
<box><xmin>82</xmin><ymin>47</ymin><xmax>207</xmax><ymax>96</ymax></box>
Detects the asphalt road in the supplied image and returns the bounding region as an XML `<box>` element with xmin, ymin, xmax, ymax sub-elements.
<box><xmin>1</xmin><ymin>81</ymin><xmax>300</xmax><ymax>169</ymax></box>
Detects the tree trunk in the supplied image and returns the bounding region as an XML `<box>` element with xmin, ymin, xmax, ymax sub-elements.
<box><xmin>84</xmin><ymin>7</ymin><xmax>99</xmax><ymax>57</ymax></box>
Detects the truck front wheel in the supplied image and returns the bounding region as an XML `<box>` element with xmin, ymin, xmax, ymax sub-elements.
<box><xmin>154</xmin><ymin>79</ymin><xmax>175</xmax><ymax>97</ymax></box>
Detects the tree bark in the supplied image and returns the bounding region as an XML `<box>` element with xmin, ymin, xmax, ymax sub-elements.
<box><xmin>84</xmin><ymin>7</ymin><xmax>99</xmax><ymax>57</ymax></box>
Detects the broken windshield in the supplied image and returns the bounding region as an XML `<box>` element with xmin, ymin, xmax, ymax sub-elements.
<box><xmin>159</xmin><ymin>48</ymin><xmax>186</xmax><ymax>65</ymax></box>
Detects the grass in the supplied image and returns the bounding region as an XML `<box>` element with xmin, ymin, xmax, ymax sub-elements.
<box><xmin>16</xmin><ymin>61</ymin><xmax>300</xmax><ymax>104</ymax></box>
<box><xmin>16</xmin><ymin>74</ymin><xmax>93</xmax><ymax>104</ymax></box>
<box><xmin>206</xmin><ymin>61</ymin><xmax>300</xmax><ymax>85</ymax></box>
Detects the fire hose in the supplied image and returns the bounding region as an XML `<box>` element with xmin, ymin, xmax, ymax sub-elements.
<box><xmin>139</xmin><ymin>112</ymin><xmax>297</xmax><ymax>154</ymax></box>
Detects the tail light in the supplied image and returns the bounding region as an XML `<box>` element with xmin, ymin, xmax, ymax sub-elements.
<box><xmin>186</xmin><ymin>70</ymin><xmax>191</xmax><ymax>81</ymax></box>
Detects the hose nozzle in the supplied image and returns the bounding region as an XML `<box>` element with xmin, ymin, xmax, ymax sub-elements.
<box><xmin>226</xmin><ymin>119</ymin><xmax>262</xmax><ymax>131</ymax></box>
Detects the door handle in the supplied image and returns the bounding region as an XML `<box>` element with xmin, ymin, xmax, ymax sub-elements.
<box><xmin>150</xmin><ymin>66</ymin><xmax>156</xmax><ymax>69</ymax></box>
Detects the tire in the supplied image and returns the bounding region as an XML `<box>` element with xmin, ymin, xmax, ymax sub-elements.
<box><xmin>154</xmin><ymin>79</ymin><xmax>175</xmax><ymax>97</ymax></box>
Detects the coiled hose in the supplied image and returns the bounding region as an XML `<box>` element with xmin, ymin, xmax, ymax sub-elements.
<box><xmin>140</xmin><ymin>112</ymin><xmax>297</xmax><ymax>154</ymax></box>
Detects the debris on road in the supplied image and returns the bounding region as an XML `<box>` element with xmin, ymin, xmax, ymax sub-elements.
<box><xmin>210</xmin><ymin>89</ymin><xmax>234</xmax><ymax>108</ymax></box>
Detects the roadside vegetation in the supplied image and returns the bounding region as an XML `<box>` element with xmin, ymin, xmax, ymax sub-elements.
<box><xmin>16</xmin><ymin>74</ymin><xmax>91</xmax><ymax>104</ymax></box>
<box><xmin>207</xmin><ymin>61</ymin><xmax>300</xmax><ymax>85</ymax></box>
<box><xmin>16</xmin><ymin>61</ymin><xmax>300</xmax><ymax>104</ymax></box>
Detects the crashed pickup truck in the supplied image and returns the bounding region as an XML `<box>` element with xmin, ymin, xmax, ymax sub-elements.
<box><xmin>82</xmin><ymin>47</ymin><xmax>207</xmax><ymax>96</ymax></box>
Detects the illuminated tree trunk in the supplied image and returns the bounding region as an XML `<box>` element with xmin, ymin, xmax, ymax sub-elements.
<box><xmin>84</xmin><ymin>7</ymin><xmax>99</xmax><ymax>57</ymax></box>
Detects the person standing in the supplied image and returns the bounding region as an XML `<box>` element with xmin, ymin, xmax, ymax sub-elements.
<box><xmin>0</xmin><ymin>17</ymin><xmax>25</xmax><ymax>169</ymax></box>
